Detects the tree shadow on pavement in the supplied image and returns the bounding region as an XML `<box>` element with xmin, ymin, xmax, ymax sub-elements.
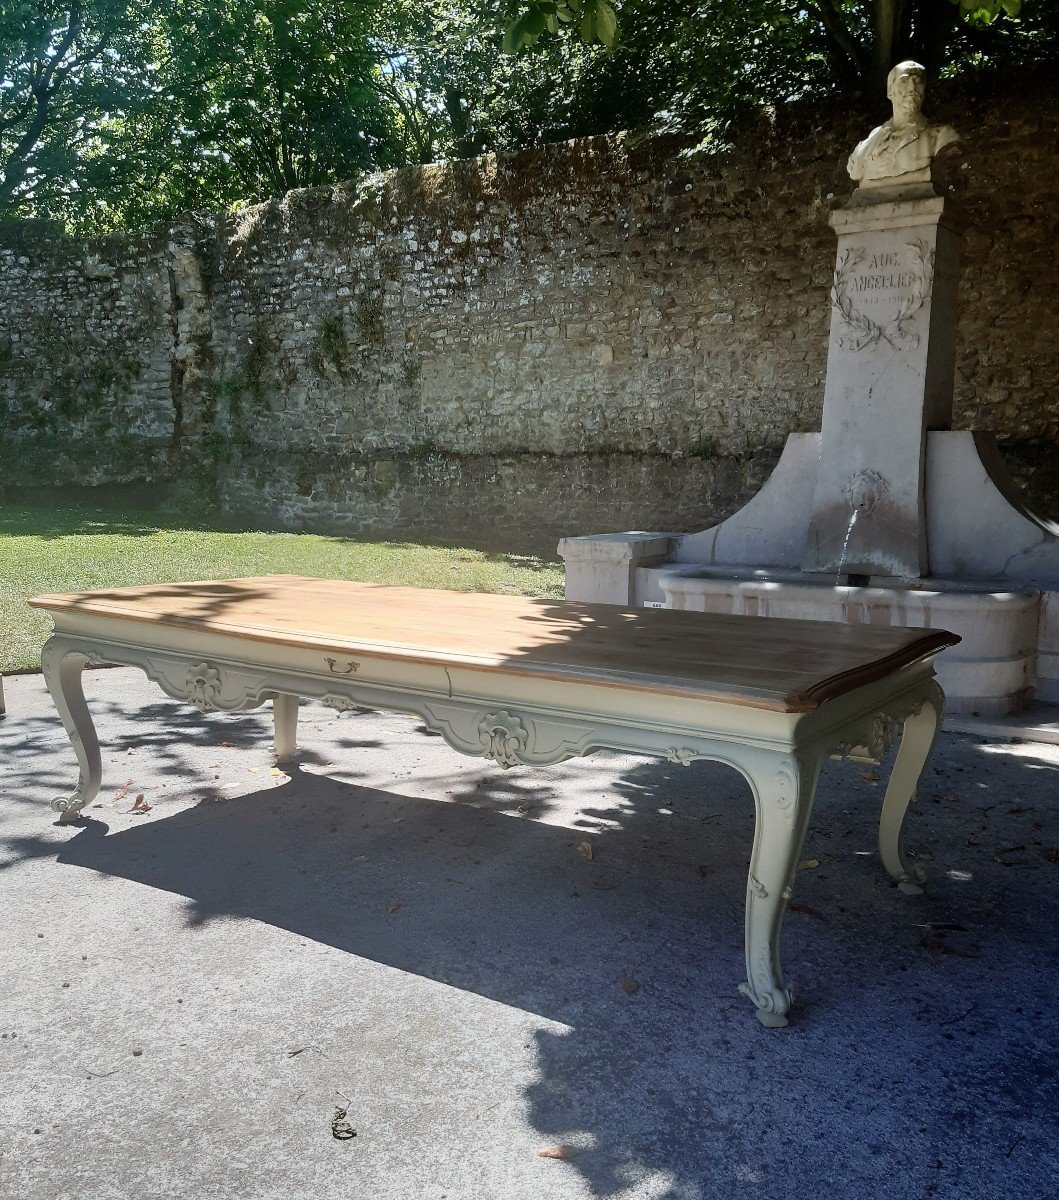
<box><xmin>3</xmin><ymin>689</ymin><xmax>1058</xmax><ymax>1200</ymax></box>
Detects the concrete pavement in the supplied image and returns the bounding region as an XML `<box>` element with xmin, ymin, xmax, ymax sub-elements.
<box><xmin>1</xmin><ymin>667</ymin><xmax>1058</xmax><ymax>1200</ymax></box>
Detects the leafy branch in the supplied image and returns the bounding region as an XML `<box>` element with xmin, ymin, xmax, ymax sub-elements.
<box><xmin>502</xmin><ymin>0</ymin><xmax>618</xmax><ymax>54</ymax></box>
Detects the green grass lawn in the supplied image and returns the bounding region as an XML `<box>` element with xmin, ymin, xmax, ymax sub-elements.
<box><xmin>0</xmin><ymin>501</ymin><xmax>564</xmax><ymax>673</ymax></box>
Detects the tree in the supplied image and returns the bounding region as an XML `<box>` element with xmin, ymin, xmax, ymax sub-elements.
<box><xmin>1</xmin><ymin>1</ymin><xmax>484</xmax><ymax>227</ymax></box>
<box><xmin>6</xmin><ymin>0</ymin><xmax>553</xmax><ymax>229</ymax></box>
<box><xmin>101</xmin><ymin>1</ymin><xmax>407</xmax><ymax>224</ymax></box>
<box><xmin>0</xmin><ymin>1</ymin><xmax>149</xmax><ymax>212</ymax></box>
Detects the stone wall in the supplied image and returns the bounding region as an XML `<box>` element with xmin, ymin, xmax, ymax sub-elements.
<box><xmin>1</xmin><ymin>79</ymin><xmax>1056</xmax><ymax>547</ymax></box>
<box><xmin>0</xmin><ymin>223</ymin><xmax>180</xmax><ymax>485</ymax></box>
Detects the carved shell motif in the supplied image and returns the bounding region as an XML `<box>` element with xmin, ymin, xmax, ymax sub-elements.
<box><xmin>185</xmin><ymin>662</ymin><xmax>224</xmax><ymax>712</ymax></box>
<box><xmin>833</xmin><ymin>711</ymin><xmax>902</xmax><ymax>761</ymax></box>
<box><xmin>478</xmin><ymin>711</ymin><xmax>529</xmax><ymax>769</ymax></box>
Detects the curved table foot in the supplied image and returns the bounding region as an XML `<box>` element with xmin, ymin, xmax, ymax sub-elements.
<box><xmin>879</xmin><ymin>683</ymin><xmax>944</xmax><ymax>895</ymax></box>
<box><xmin>41</xmin><ymin>638</ymin><xmax>102</xmax><ymax>822</ymax></box>
<box><xmin>738</xmin><ymin>750</ymin><xmax>824</xmax><ymax>1028</ymax></box>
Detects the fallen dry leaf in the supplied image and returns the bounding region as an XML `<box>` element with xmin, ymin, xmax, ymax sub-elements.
<box><xmin>130</xmin><ymin>795</ymin><xmax>151</xmax><ymax>814</ymax></box>
<box><xmin>386</xmin><ymin>900</ymin><xmax>404</xmax><ymax>915</ymax></box>
<box><xmin>350</xmin><ymin>855</ymin><xmax>369</xmax><ymax>867</ymax></box>
<box><xmin>578</xmin><ymin>841</ymin><xmax>594</xmax><ymax>861</ymax></box>
<box><xmin>538</xmin><ymin>1146</ymin><xmax>581</xmax><ymax>1160</ymax></box>
<box><xmin>789</xmin><ymin>902</ymin><xmax>824</xmax><ymax>919</ymax></box>
<box><xmin>620</xmin><ymin>976</ymin><xmax>640</xmax><ymax>995</ymax></box>
<box><xmin>1042</xmin><ymin>848</ymin><xmax>1059</xmax><ymax>863</ymax></box>
<box><xmin>994</xmin><ymin>844</ymin><xmax>1026</xmax><ymax>866</ymax></box>
<box><xmin>798</xmin><ymin>859</ymin><xmax>820</xmax><ymax>871</ymax></box>
<box><xmin>269</xmin><ymin>767</ymin><xmax>285</xmax><ymax>777</ymax></box>
<box><xmin>331</xmin><ymin>1105</ymin><xmax>356</xmax><ymax>1141</ymax></box>
<box><xmin>859</xmin><ymin>771</ymin><xmax>880</xmax><ymax>782</ymax></box>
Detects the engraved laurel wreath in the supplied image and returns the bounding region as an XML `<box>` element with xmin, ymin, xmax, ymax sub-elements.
<box><xmin>831</xmin><ymin>238</ymin><xmax>934</xmax><ymax>353</ymax></box>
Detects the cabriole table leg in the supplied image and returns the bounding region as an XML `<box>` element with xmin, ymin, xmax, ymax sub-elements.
<box><xmin>41</xmin><ymin>637</ymin><xmax>102</xmax><ymax>822</ymax></box>
<box><xmin>739</xmin><ymin>750</ymin><xmax>824</xmax><ymax>1028</ymax></box>
<box><xmin>878</xmin><ymin>683</ymin><xmax>945</xmax><ymax>895</ymax></box>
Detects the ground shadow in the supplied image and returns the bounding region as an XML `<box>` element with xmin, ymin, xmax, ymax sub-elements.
<box><xmin>0</xmin><ymin>493</ymin><xmax>566</xmax><ymax>562</ymax></box>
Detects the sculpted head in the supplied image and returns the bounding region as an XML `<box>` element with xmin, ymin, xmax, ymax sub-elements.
<box><xmin>886</xmin><ymin>61</ymin><xmax>927</xmax><ymax>126</ymax></box>
<box><xmin>846</xmin><ymin>58</ymin><xmax>956</xmax><ymax>188</ymax></box>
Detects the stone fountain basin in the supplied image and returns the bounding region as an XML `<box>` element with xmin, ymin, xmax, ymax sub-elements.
<box><xmin>639</xmin><ymin>565</ymin><xmax>1039</xmax><ymax>717</ymax></box>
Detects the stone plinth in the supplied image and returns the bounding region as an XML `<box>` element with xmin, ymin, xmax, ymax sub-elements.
<box><xmin>557</xmin><ymin>532</ymin><xmax>673</xmax><ymax>605</ymax></box>
<box><xmin>802</xmin><ymin>197</ymin><xmax>960</xmax><ymax>578</ymax></box>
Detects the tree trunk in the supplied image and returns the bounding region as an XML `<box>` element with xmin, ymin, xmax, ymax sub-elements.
<box><xmin>911</xmin><ymin>0</ymin><xmax>960</xmax><ymax>80</ymax></box>
<box><xmin>869</xmin><ymin>0</ymin><xmax>909</xmax><ymax>94</ymax></box>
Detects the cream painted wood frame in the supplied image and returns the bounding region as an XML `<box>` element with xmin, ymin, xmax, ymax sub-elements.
<box><xmin>36</xmin><ymin>605</ymin><xmax>945</xmax><ymax>1029</ymax></box>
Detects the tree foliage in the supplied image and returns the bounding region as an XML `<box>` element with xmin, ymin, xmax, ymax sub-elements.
<box><xmin>0</xmin><ymin>0</ymin><xmax>1054</xmax><ymax>231</ymax></box>
<box><xmin>506</xmin><ymin>0</ymin><xmax>1032</xmax><ymax>93</ymax></box>
<box><xmin>0</xmin><ymin>2</ymin><xmax>153</xmax><ymax>211</ymax></box>
<box><xmin>113</xmin><ymin>1</ymin><xmax>408</xmax><ymax>226</ymax></box>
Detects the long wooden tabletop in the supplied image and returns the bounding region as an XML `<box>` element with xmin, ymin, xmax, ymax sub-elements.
<box><xmin>30</xmin><ymin>576</ymin><xmax>959</xmax><ymax>713</ymax></box>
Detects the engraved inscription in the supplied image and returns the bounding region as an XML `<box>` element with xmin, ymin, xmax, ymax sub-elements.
<box><xmin>831</xmin><ymin>238</ymin><xmax>934</xmax><ymax>353</ymax></box>
<box><xmin>849</xmin><ymin>251</ymin><xmax>921</xmax><ymax>296</ymax></box>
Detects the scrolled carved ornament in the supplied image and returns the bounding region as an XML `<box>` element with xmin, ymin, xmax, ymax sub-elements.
<box><xmin>477</xmin><ymin>710</ymin><xmax>529</xmax><ymax>769</ymax></box>
<box><xmin>831</xmin><ymin>684</ymin><xmax>942</xmax><ymax>762</ymax></box>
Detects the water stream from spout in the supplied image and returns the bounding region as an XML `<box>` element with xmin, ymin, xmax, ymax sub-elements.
<box><xmin>835</xmin><ymin>507</ymin><xmax>859</xmax><ymax>586</ymax></box>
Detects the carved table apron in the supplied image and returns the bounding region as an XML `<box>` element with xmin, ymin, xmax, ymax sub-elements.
<box><xmin>29</xmin><ymin>577</ymin><xmax>959</xmax><ymax>1028</ymax></box>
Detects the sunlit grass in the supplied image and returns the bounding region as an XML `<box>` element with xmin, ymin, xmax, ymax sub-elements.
<box><xmin>0</xmin><ymin>502</ymin><xmax>564</xmax><ymax>672</ymax></box>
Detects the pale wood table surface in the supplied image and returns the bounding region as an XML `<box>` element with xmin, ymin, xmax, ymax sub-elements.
<box><xmin>29</xmin><ymin>576</ymin><xmax>959</xmax><ymax>1028</ymax></box>
<box><xmin>30</xmin><ymin>575</ymin><xmax>958</xmax><ymax>713</ymax></box>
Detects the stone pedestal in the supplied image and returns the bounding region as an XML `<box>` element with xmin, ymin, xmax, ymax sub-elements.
<box><xmin>802</xmin><ymin>197</ymin><xmax>960</xmax><ymax>578</ymax></box>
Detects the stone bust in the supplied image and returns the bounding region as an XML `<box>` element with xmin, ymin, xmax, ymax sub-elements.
<box><xmin>847</xmin><ymin>61</ymin><xmax>958</xmax><ymax>189</ymax></box>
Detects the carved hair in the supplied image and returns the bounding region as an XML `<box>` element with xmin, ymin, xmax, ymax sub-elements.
<box><xmin>886</xmin><ymin>60</ymin><xmax>926</xmax><ymax>100</ymax></box>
